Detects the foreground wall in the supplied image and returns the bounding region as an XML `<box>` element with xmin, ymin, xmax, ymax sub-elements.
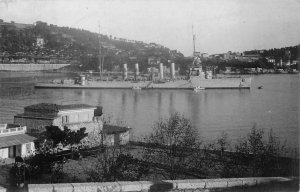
<box><xmin>28</xmin><ymin>177</ymin><xmax>293</xmax><ymax>192</ymax></box>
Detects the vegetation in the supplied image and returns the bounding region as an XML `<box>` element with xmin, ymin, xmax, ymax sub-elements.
<box><xmin>7</xmin><ymin>114</ymin><xmax>297</xmax><ymax>186</ymax></box>
<box><xmin>139</xmin><ymin>115</ymin><xmax>298</xmax><ymax>180</ymax></box>
<box><xmin>0</xmin><ymin>21</ymin><xmax>183</xmax><ymax>72</ymax></box>
<box><xmin>86</xmin><ymin>146</ymin><xmax>149</xmax><ymax>182</ymax></box>
<box><xmin>2</xmin><ymin>20</ymin><xmax>296</xmax><ymax>76</ymax></box>
<box><xmin>143</xmin><ymin>112</ymin><xmax>201</xmax><ymax>180</ymax></box>
<box><xmin>35</xmin><ymin>125</ymin><xmax>88</xmax><ymax>152</ymax></box>
<box><xmin>246</xmin><ymin>46</ymin><xmax>298</xmax><ymax>61</ymax></box>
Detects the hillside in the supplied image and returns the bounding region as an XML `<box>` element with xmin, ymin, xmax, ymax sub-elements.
<box><xmin>244</xmin><ymin>46</ymin><xmax>298</xmax><ymax>61</ymax></box>
<box><xmin>0</xmin><ymin>20</ymin><xmax>298</xmax><ymax>74</ymax></box>
<box><xmin>0</xmin><ymin>20</ymin><xmax>184</xmax><ymax>72</ymax></box>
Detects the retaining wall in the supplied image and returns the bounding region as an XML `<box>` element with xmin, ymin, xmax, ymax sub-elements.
<box><xmin>28</xmin><ymin>177</ymin><xmax>293</xmax><ymax>192</ymax></box>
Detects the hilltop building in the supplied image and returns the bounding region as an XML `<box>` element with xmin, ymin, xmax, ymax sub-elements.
<box><xmin>0</xmin><ymin>124</ymin><xmax>36</xmax><ymax>160</ymax></box>
<box><xmin>14</xmin><ymin>103</ymin><xmax>103</xmax><ymax>134</ymax></box>
<box><xmin>0</xmin><ymin>19</ymin><xmax>33</xmax><ymax>30</ymax></box>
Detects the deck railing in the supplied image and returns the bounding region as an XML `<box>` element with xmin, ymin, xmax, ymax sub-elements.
<box><xmin>0</xmin><ymin>125</ymin><xmax>26</xmax><ymax>135</ymax></box>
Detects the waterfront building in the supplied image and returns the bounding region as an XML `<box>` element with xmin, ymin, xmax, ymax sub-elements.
<box><xmin>0</xmin><ymin>124</ymin><xmax>35</xmax><ymax>160</ymax></box>
<box><xmin>103</xmin><ymin>125</ymin><xmax>131</xmax><ymax>146</ymax></box>
<box><xmin>14</xmin><ymin>103</ymin><xmax>103</xmax><ymax>134</ymax></box>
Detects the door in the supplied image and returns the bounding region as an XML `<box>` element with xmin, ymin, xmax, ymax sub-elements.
<box><xmin>114</xmin><ymin>133</ymin><xmax>120</xmax><ymax>145</ymax></box>
<box><xmin>9</xmin><ymin>146</ymin><xmax>16</xmax><ymax>158</ymax></box>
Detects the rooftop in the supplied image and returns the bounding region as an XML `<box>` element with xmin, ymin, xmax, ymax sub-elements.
<box><xmin>103</xmin><ymin>125</ymin><xmax>131</xmax><ymax>134</ymax></box>
<box><xmin>0</xmin><ymin>133</ymin><xmax>36</xmax><ymax>148</ymax></box>
<box><xmin>24</xmin><ymin>103</ymin><xmax>96</xmax><ymax>113</ymax></box>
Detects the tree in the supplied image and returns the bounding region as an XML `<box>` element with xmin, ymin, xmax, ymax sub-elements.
<box><xmin>39</xmin><ymin>125</ymin><xmax>88</xmax><ymax>149</ymax></box>
<box><xmin>143</xmin><ymin>112</ymin><xmax>201</xmax><ymax>180</ymax></box>
<box><xmin>86</xmin><ymin>146</ymin><xmax>148</xmax><ymax>182</ymax></box>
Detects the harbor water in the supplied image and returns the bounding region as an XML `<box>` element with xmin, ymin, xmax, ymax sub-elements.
<box><xmin>0</xmin><ymin>72</ymin><xmax>298</xmax><ymax>152</ymax></box>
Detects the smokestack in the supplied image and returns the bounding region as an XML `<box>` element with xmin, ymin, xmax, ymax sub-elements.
<box><xmin>123</xmin><ymin>64</ymin><xmax>128</xmax><ymax>80</ymax></box>
<box><xmin>159</xmin><ymin>63</ymin><xmax>164</xmax><ymax>79</ymax></box>
<box><xmin>170</xmin><ymin>63</ymin><xmax>175</xmax><ymax>79</ymax></box>
<box><xmin>134</xmin><ymin>63</ymin><xmax>139</xmax><ymax>80</ymax></box>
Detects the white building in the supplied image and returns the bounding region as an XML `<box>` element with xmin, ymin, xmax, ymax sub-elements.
<box><xmin>0</xmin><ymin>124</ymin><xmax>35</xmax><ymax>159</ymax></box>
<box><xmin>14</xmin><ymin>103</ymin><xmax>103</xmax><ymax>134</ymax></box>
<box><xmin>36</xmin><ymin>37</ymin><xmax>45</xmax><ymax>48</ymax></box>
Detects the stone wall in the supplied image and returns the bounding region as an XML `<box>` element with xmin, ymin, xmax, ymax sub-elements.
<box><xmin>28</xmin><ymin>177</ymin><xmax>293</xmax><ymax>192</ymax></box>
<box><xmin>58</xmin><ymin>109</ymin><xmax>95</xmax><ymax>124</ymax></box>
<box><xmin>14</xmin><ymin>117</ymin><xmax>54</xmax><ymax>133</ymax></box>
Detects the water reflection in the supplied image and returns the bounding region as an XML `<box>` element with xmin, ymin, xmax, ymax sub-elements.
<box><xmin>0</xmin><ymin>73</ymin><xmax>298</xmax><ymax>151</ymax></box>
<box><xmin>121</xmin><ymin>91</ymin><xmax>127</xmax><ymax>117</ymax></box>
<box><xmin>0</xmin><ymin>84</ymin><xmax>35</xmax><ymax>98</ymax></box>
<box><xmin>157</xmin><ymin>92</ymin><xmax>162</xmax><ymax>118</ymax></box>
<box><xmin>133</xmin><ymin>91</ymin><xmax>139</xmax><ymax>114</ymax></box>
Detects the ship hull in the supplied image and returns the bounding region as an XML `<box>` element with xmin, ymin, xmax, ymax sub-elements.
<box><xmin>35</xmin><ymin>77</ymin><xmax>251</xmax><ymax>89</ymax></box>
<box><xmin>0</xmin><ymin>63</ymin><xmax>70</xmax><ymax>71</ymax></box>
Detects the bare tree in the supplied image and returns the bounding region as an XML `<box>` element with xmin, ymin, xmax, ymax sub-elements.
<box><xmin>143</xmin><ymin>112</ymin><xmax>201</xmax><ymax>180</ymax></box>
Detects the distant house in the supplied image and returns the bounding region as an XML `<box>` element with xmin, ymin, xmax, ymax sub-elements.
<box><xmin>0</xmin><ymin>124</ymin><xmax>35</xmax><ymax>160</ymax></box>
<box><xmin>103</xmin><ymin>125</ymin><xmax>131</xmax><ymax>146</ymax></box>
<box><xmin>236</xmin><ymin>53</ymin><xmax>261</xmax><ymax>62</ymax></box>
<box><xmin>36</xmin><ymin>37</ymin><xmax>45</xmax><ymax>48</ymax></box>
<box><xmin>267</xmin><ymin>58</ymin><xmax>276</xmax><ymax>63</ymax></box>
<box><xmin>14</xmin><ymin>103</ymin><xmax>103</xmax><ymax>134</ymax></box>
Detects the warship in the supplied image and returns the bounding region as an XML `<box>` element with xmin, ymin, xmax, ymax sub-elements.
<box><xmin>34</xmin><ymin>61</ymin><xmax>251</xmax><ymax>90</ymax></box>
<box><xmin>35</xmin><ymin>30</ymin><xmax>251</xmax><ymax>90</ymax></box>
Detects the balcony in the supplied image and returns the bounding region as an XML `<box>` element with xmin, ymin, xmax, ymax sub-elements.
<box><xmin>0</xmin><ymin>124</ymin><xmax>27</xmax><ymax>136</ymax></box>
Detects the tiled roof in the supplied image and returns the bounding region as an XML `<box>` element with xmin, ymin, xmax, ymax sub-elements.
<box><xmin>0</xmin><ymin>134</ymin><xmax>36</xmax><ymax>148</ymax></box>
<box><xmin>14</xmin><ymin>113</ymin><xmax>57</xmax><ymax>119</ymax></box>
<box><xmin>103</xmin><ymin>125</ymin><xmax>130</xmax><ymax>134</ymax></box>
<box><xmin>59</xmin><ymin>104</ymin><xmax>96</xmax><ymax>111</ymax></box>
<box><xmin>24</xmin><ymin>103</ymin><xmax>96</xmax><ymax>113</ymax></box>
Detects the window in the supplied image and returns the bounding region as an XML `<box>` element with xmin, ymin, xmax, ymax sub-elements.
<box><xmin>26</xmin><ymin>143</ymin><xmax>31</xmax><ymax>154</ymax></box>
<box><xmin>62</xmin><ymin>115</ymin><xmax>69</xmax><ymax>124</ymax></box>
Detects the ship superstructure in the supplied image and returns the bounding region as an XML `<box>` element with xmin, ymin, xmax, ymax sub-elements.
<box><xmin>34</xmin><ymin>27</ymin><xmax>251</xmax><ymax>90</ymax></box>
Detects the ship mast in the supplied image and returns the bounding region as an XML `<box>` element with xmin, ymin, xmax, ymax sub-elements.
<box><xmin>191</xmin><ymin>25</ymin><xmax>203</xmax><ymax>73</ymax></box>
<box><xmin>192</xmin><ymin>25</ymin><xmax>196</xmax><ymax>56</ymax></box>
<box><xmin>98</xmin><ymin>24</ymin><xmax>102</xmax><ymax>78</ymax></box>
<box><xmin>192</xmin><ymin>25</ymin><xmax>198</xmax><ymax>67</ymax></box>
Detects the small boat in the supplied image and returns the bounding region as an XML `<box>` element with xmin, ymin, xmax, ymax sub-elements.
<box><xmin>132</xmin><ymin>86</ymin><xmax>141</xmax><ymax>90</ymax></box>
<box><xmin>258</xmin><ymin>86</ymin><xmax>263</xmax><ymax>89</ymax></box>
<box><xmin>193</xmin><ymin>86</ymin><xmax>205</xmax><ymax>92</ymax></box>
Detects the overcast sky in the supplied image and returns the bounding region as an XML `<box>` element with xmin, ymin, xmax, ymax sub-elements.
<box><xmin>1</xmin><ymin>0</ymin><xmax>300</xmax><ymax>56</ymax></box>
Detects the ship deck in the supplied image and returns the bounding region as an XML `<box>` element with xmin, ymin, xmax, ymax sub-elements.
<box><xmin>35</xmin><ymin>78</ymin><xmax>251</xmax><ymax>89</ymax></box>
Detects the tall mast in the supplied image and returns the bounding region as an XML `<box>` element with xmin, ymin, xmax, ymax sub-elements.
<box><xmin>98</xmin><ymin>24</ymin><xmax>102</xmax><ymax>78</ymax></box>
<box><xmin>192</xmin><ymin>25</ymin><xmax>196</xmax><ymax>55</ymax></box>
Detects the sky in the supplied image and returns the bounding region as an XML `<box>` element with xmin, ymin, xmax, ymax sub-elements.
<box><xmin>0</xmin><ymin>0</ymin><xmax>300</xmax><ymax>56</ymax></box>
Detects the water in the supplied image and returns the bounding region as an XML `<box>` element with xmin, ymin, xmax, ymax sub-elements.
<box><xmin>0</xmin><ymin>72</ymin><xmax>298</xmax><ymax>151</ymax></box>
